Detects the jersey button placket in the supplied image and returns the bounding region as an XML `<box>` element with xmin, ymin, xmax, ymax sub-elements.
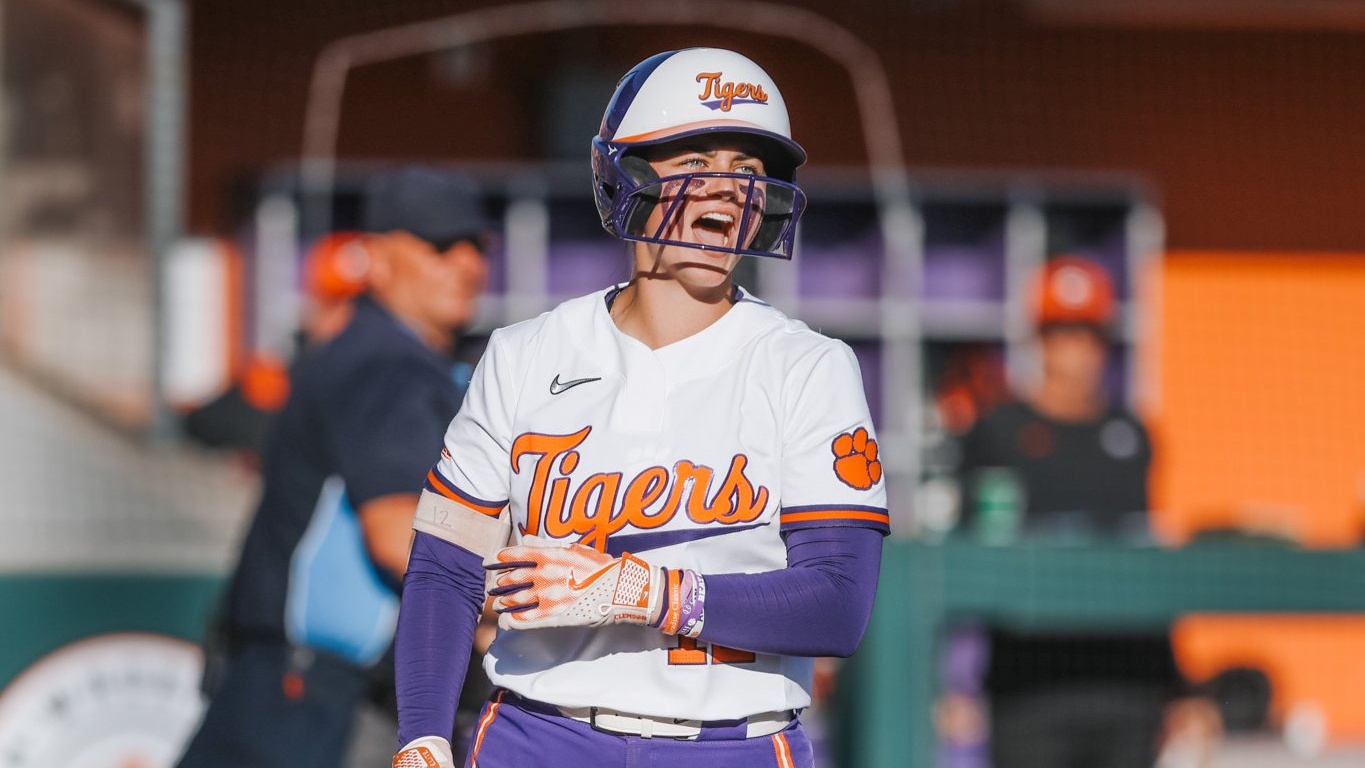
<box><xmin>613</xmin><ymin>346</ymin><xmax>668</xmax><ymax>434</ymax></box>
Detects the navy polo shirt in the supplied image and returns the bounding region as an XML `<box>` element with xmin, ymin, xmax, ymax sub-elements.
<box><xmin>226</xmin><ymin>296</ymin><xmax>469</xmax><ymax>665</ymax></box>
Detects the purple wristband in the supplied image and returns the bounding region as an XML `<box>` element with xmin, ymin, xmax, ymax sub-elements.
<box><xmin>649</xmin><ymin>567</ymin><xmax>707</xmax><ymax>636</ymax></box>
<box><xmin>676</xmin><ymin>570</ymin><xmax>706</xmax><ymax>638</ymax></box>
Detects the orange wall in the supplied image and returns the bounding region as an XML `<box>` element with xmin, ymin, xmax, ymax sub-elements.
<box><xmin>1145</xmin><ymin>252</ymin><xmax>1365</xmax><ymax>547</ymax></box>
<box><xmin>1174</xmin><ymin>615</ymin><xmax>1365</xmax><ymax>740</ymax></box>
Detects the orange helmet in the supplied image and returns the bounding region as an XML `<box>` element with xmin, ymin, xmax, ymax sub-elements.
<box><xmin>304</xmin><ymin>232</ymin><xmax>369</xmax><ymax>301</ymax></box>
<box><xmin>1030</xmin><ymin>255</ymin><xmax>1116</xmax><ymax>328</ymax></box>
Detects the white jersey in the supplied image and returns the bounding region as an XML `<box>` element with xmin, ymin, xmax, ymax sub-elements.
<box><xmin>414</xmin><ymin>285</ymin><xmax>888</xmax><ymax>720</ymax></box>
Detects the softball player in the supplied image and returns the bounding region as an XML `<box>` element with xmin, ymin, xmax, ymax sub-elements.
<box><xmin>392</xmin><ymin>48</ymin><xmax>888</xmax><ymax>768</ymax></box>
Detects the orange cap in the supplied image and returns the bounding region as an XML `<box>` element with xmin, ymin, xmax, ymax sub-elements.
<box><xmin>1031</xmin><ymin>256</ymin><xmax>1116</xmax><ymax>327</ymax></box>
<box><xmin>304</xmin><ymin>232</ymin><xmax>369</xmax><ymax>301</ymax></box>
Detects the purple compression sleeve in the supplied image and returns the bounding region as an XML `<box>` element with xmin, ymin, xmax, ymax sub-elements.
<box><xmin>697</xmin><ymin>525</ymin><xmax>883</xmax><ymax>658</ymax></box>
<box><xmin>395</xmin><ymin>530</ymin><xmax>485</xmax><ymax>746</ymax></box>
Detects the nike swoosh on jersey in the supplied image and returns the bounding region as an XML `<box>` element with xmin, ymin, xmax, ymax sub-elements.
<box><xmin>550</xmin><ymin>374</ymin><xmax>602</xmax><ymax>395</ymax></box>
<box><xmin>604</xmin><ymin>523</ymin><xmax>766</xmax><ymax>557</ymax></box>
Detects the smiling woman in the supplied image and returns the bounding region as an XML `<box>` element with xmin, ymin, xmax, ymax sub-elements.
<box><xmin>391</xmin><ymin>48</ymin><xmax>888</xmax><ymax>768</ymax></box>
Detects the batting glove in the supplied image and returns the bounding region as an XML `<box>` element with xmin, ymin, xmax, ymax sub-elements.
<box><xmin>392</xmin><ymin>736</ymin><xmax>454</xmax><ymax>768</ymax></box>
<box><xmin>484</xmin><ymin>535</ymin><xmax>665</xmax><ymax>631</ymax></box>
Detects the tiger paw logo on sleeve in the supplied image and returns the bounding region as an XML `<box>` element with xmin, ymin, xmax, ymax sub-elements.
<box><xmin>832</xmin><ymin>427</ymin><xmax>882</xmax><ymax>490</ymax></box>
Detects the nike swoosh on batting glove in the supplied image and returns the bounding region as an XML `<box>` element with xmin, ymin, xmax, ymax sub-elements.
<box><xmin>393</xmin><ymin>735</ymin><xmax>455</xmax><ymax>768</ymax></box>
<box><xmin>483</xmin><ymin>535</ymin><xmax>663</xmax><ymax>631</ymax></box>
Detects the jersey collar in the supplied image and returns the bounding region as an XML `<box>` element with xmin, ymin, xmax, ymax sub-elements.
<box><xmin>589</xmin><ymin>283</ymin><xmax>775</xmax><ymax>383</ymax></box>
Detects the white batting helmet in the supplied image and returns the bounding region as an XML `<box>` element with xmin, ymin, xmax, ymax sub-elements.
<box><xmin>591</xmin><ymin>48</ymin><xmax>807</xmax><ymax>259</ymax></box>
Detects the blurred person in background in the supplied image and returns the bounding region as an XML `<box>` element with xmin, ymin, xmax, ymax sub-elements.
<box><xmin>959</xmin><ymin>256</ymin><xmax>1149</xmax><ymax>539</ymax></box>
<box><xmin>181</xmin><ymin>230</ymin><xmax>372</xmax><ymax>462</ymax></box>
<box><xmin>175</xmin><ymin>166</ymin><xmax>493</xmax><ymax>768</ymax></box>
<box><xmin>949</xmin><ymin>255</ymin><xmax>1222</xmax><ymax>768</ymax></box>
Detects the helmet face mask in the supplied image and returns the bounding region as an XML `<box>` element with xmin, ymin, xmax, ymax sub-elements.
<box><xmin>596</xmin><ymin>141</ymin><xmax>807</xmax><ymax>259</ymax></box>
<box><xmin>592</xmin><ymin>48</ymin><xmax>807</xmax><ymax>260</ymax></box>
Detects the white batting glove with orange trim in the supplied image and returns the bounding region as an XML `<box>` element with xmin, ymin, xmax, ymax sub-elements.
<box><xmin>392</xmin><ymin>735</ymin><xmax>455</xmax><ymax>768</ymax></box>
<box><xmin>484</xmin><ymin>535</ymin><xmax>671</xmax><ymax>631</ymax></box>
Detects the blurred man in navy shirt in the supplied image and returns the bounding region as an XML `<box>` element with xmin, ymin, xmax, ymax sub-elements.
<box><xmin>177</xmin><ymin>167</ymin><xmax>491</xmax><ymax>768</ymax></box>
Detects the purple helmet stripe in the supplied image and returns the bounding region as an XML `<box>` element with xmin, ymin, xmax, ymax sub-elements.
<box><xmin>600</xmin><ymin>50</ymin><xmax>677</xmax><ymax>139</ymax></box>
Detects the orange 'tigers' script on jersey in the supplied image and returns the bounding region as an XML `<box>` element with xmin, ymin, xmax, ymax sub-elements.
<box><xmin>510</xmin><ymin>427</ymin><xmax>770</xmax><ymax>551</ymax></box>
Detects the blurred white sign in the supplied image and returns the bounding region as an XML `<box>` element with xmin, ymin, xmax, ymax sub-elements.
<box><xmin>164</xmin><ymin>238</ymin><xmax>234</xmax><ymax>407</ymax></box>
<box><xmin>0</xmin><ymin>633</ymin><xmax>204</xmax><ymax>768</ymax></box>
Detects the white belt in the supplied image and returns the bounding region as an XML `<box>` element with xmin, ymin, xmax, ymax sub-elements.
<box><xmin>556</xmin><ymin>705</ymin><xmax>795</xmax><ymax>739</ymax></box>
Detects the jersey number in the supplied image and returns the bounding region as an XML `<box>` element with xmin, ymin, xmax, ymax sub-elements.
<box><xmin>667</xmin><ymin>636</ymin><xmax>756</xmax><ymax>666</ymax></box>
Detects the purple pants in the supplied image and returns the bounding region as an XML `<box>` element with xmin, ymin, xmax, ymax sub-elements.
<box><xmin>463</xmin><ymin>691</ymin><xmax>813</xmax><ymax>768</ymax></box>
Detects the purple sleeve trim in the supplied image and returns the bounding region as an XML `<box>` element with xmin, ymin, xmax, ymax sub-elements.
<box><xmin>779</xmin><ymin>504</ymin><xmax>892</xmax><ymax>536</ymax></box>
<box><xmin>423</xmin><ymin>465</ymin><xmax>509</xmax><ymax>510</ymax></box>
<box><xmin>781</xmin><ymin>504</ymin><xmax>889</xmax><ymax>513</ymax></box>
<box><xmin>395</xmin><ymin>531</ymin><xmax>485</xmax><ymax>745</ymax></box>
<box><xmin>696</xmin><ymin>526</ymin><xmax>883</xmax><ymax>658</ymax></box>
